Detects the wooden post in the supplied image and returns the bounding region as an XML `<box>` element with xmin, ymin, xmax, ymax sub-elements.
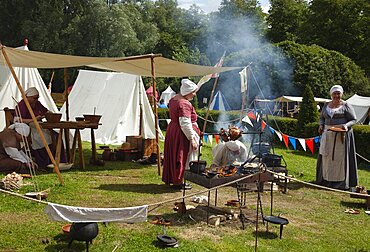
<box><xmin>150</xmin><ymin>56</ymin><xmax>161</xmax><ymax>176</ymax></box>
<box><xmin>1</xmin><ymin>45</ymin><xmax>64</xmax><ymax>185</ymax></box>
<box><xmin>63</xmin><ymin>68</ymin><xmax>70</xmax><ymax>161</ymax></box>
<box><xmin>202</xmin><ymin>77</ymin><xmax>220</xmax><ymax>134</ymax></box>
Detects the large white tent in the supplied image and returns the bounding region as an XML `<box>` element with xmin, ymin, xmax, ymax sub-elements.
<box><xmin>159</xmin><ymin>86</ymin><xmax>176</xmax><ymax>106</ymax></box>
<box><xmin>346</xmin><ymin>94</ymin><xmax>370</xmax><ymax>124</ymax></box>
<box><xmin>60</xmin><ymin>70</ymin><xmax>162</xmax><ymax>144</ymax></box>
<box><xmin>0</xmin><ymin>45</ymin><xmax>58</xmax><ymax>130</ymax></box>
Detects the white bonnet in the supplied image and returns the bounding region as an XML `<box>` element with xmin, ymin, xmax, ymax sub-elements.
<box><xmin>180</xmin><ymin>79</ymin><xmax>198</xmax><ymax>96</ymax></box>
<box><xmin>8</xmin><ymin>123</ymin><xmax>30</xmax><ymax>137</ymax></box>
<box><xmin>330</xmin><ymin>85</ymin><xmax>343</xmax><ymax>95</ymax></box>
<box><xmin>25</xmin><ymin>87</ymin><xmax>39</xmax><ymax>97</ymax></box>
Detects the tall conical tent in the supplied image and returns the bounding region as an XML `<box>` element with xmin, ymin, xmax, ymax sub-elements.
<box><xmin>209</xmin><ymin>90</ymin><xmax>231</xmax><ymax>111</ymax></box>
<box><xmin>60</xmin><ymin>70</ymin><xmax>162</xmax><ymax>144</ymax></box>
<box><xmin>159</xmin><ymin>86</ymin><xmax>176</xmax><ymax>105</ymax></box>
<box><xmin>0</xmin><ymin>45</ymin><xmax>58</xmax><ymax>130</ymax></box>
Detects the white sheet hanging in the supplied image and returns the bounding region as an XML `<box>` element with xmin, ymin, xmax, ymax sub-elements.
<box><xmin>44</xmin><ymin>202</ymin><xmax>148</xmax><ymax>223</ymax></box>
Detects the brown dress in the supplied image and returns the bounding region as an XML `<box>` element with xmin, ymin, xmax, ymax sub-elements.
<box><xmin>0</xmin><ymin>129</ymin><xmax>28</xmax><ymax>173</ymax></box>
<box><xmin>162</xmin><ymin>95</ymin><xmax>199</xmax><ymax>185</ymax></box>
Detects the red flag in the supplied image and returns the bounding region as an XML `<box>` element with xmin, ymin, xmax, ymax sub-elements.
<box><xmin>305</xmin><ymin>138</ymin><xmax>314</xmax><ymax>154</ymax></box>
<box><xmin>261</xmin><ymin>120</ymin><xmax>266</xmax><ymax>131</ymax></box>
<box><xmin>282</xmin><ymin>134</ymin><xmax>289</xmax><ymax>148</ymax></box>
<box><xmin>215</xmin><ymin>135</ymin><xmax>219</xmax><ymax>144</ymax></box>
<box><xmin>211</xmin><ymin>51</ymin><xmax>226</xmax><ymax>78</ymax></box>
<box><xmin>247</xmin><ymin>111</ymin><xmax>257</xmax><ymax>120</ymax></box>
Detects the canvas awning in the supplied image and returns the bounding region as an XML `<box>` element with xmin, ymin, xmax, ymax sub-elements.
<box><xmin>0</xmin><ymin>46</ymin><xmax>241</xmax><ymax>77</ymax></box>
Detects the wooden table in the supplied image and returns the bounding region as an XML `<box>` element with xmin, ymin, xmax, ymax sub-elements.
<box><xmin>40</xmin><ymin>121</ymin><xmax>100</xmax><ymax>169</ymax></box>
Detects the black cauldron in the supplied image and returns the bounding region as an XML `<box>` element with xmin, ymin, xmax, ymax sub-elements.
<box><xmin>68</xmin><ymin>222</ymin><xmax>99</xmax><ymax>252</ymax></box>
<box><xmin>262</xmin><ymin>153</ymin><xmax>282</xmax><ymax>167</ymax></box>
<box><xmin>189</xmin><ymin>160</ymin><xmax>207</xmax><ymax>174</ymax></box>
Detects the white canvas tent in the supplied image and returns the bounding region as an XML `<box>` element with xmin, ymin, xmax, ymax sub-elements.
<box><xmin>0</xmin><ymin>45</ymin><xmax>58</xmax><ymax>130</ymax></box>
<box><xmin>209</xmin><ymin>91</ymin><xmax>231</xmax><ymax>111</ymax></box>
<box><xmin>60</xmin><ymin>70</ymin><xmax>162</xmax><ymax>144</ymax></box>
<box><xmin>346</xmin><ymin>94</ymin><xmax>370</xmax><ymax>124</ymax></box>
<box><xmin>159</xmin><ymin>86</ymin><xmax>176</xmax><ymax>106</ymax></box>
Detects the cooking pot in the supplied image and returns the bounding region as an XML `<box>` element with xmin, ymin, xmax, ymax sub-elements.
<box><xmin>189</xmin><ymin>160</ymin><xmax>207</xmax><ymax>174</ymax></box>
<box><xmin>68</xmin><ymin>222</ymin><xmax>99</xmax><ymax>252</ymax></box>
<box><xmin>262</xmin><ymin>153</ymin><xmax>282</xmax><ymax>167</ymax></box>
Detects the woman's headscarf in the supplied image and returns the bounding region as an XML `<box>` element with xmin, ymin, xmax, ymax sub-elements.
<box><xmin>25</xmin><ymin>87</ymin><xmax>39</xmax><ymax>97</ymax></box>
<box><xmin>180</xmin><ymin>79</ymin><xmax>198</xmax><ymax>96</ymax></box>
<box><xmin>330</xmin><ymin>85</ymin><xmax>343</xmax><ymax>95</ymax></box>
<box><xmin>8</xmin><ymin>123</ymin><xmax>30</xmax><ymax>137</ymax></box>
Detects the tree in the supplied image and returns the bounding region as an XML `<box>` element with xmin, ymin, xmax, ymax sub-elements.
<box><xmin>296</xmin><ymin>85</ymin><xmax>319</xmax><ymax>135</ymax></box>
<box><xmin>267</xmin><ymin>0</ymin><xmax>309</xmax><ymax>43</ymax></box>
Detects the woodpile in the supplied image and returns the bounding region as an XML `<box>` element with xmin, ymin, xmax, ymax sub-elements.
<box><xmin>0</xmin><ymin>172</ymin><xmax>23</xmax><ymax>191</ymax></box>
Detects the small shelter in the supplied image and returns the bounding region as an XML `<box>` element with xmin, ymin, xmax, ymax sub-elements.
<box><xmin>60</xmin><ymin>70</ymin><xmax>161</xmax><ymax>144</ymax></box>
<box><xmin>346</xmin><ymin>94</ymin><xmax>370</xmax><ymax>124</ymax></box>
<box><xmin>0</xmin><ymin>45</ymin><xmax>58</xmax><ymax>130</ymax></box>
<box><xmin>159</xmin><ymin>86</ymin><xmax>176</xmax><ymax>106</ymax></box>
<box><xmin>209</xmin><ymin>91</ymin><xmax>231</xmax><ymax>111</ymax></box>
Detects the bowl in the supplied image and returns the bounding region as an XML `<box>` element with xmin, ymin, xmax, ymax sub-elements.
<box><xmin>47</xmin><ymin>163</ymin><xmax>73</xmax><ymax>171</ymax></box>
<box><xmin>45</xmin><ymin>113</ymin><xmax>62</xmax><ymax>123</ymax></box>
<box><xmin>83</xmin><ymin>114</ymin><xmax>102</xmax><ymax>123</ymax></box>
<box><xmin>62</xmin><ymin>224</ymin><xmax>71</xmax><ymax>234</ymax></box>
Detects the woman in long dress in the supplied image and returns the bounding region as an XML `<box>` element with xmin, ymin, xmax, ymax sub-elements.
<box><xmin>316</xmin><ymin>85</ymin><xmax>358</xmax><ymax>190</ymax></box>
<box><xmin>162</xmin><ymin>79</ymin><xmax>200</xmax><ymax>188</ymax></box>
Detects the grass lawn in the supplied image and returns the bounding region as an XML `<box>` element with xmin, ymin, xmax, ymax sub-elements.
<box><xmin>0</xmin><ymin>140</ymin><xmax>369</xmax><ymax>251</ymax></box>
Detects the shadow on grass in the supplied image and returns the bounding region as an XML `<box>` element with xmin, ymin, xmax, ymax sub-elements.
<box><xmin>97</xmin><ymin>183</ymin><xmax>182</xmax><ymax>194</ymax></box>
<box><xmin>45</xmin><ymin>233</ymin><xmax>87</xmax><ymax>252</ymax></box>
<box><xmin>340</xmin><ymin>200</ymin><xmax>368</xmax><ymax>210</ymax></box>
<box><xmin>253</xmin><ymin>230</ymin><xmax>278</xmax><ymax>239</ymax></box>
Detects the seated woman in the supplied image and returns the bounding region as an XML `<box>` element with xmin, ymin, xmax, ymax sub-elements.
<box><xmin>14</xmin><ymin>87</ymin><xmax>64</xmax><ymax>169</ymax></box>
<box><xmin>0</xmin><ymin>123</ymin><xmax>38</xmax><ymax>174</ymax></box>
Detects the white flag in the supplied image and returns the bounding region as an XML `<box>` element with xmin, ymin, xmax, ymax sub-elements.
<box><xmin>239</xmin><ymin>67</ymin><xmax>248</xmax><ymax>93</ymax></box>
<box><xmin>298</xmin><ymin>138</ymin><xmax>306</xmax><ymax>151</ymax></box>
<box><xmin>275</xmin><ymin>131</ymin><xmax>282</xmax><ymax>141</ymax></box>
<box><xmin>197</xmin><ymin>51</ymin><xmax>226</xmax><ymax>89</ymax></box>
<box><xmin>242</xmin><ymin>115</ymin><xmax>253</xmax><ymax>126</ymax></box>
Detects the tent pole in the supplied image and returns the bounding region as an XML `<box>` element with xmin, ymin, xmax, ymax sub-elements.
<box><xmin>202</xmin><ymin>77</ymin><xmax>219</xmax><ymax>134</ymax></box>
<box><xmin>1</xmin><ymin>45</ymin><xmax>64</xmax><ymax>185</ymax></box>
<box><xmin>150</xmin><ymin>56</ymin><xmax>161</xmax><ymax>176</ymax></box>
<box><xmin>64</xmin><ymin>68</ymin><xmax>69</xmax><ymax>121</ymax></box>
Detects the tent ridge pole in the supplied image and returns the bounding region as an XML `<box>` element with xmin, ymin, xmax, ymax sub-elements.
<box><xmin>1</xmin><ymin>46</ymin><xmax>64</xmax><ymax>185</ymax></box>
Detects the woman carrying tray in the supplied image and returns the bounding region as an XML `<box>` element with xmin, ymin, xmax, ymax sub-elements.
<box><xmin>316</xmin><ymin>85</ymin><xmax>358</xmax><ymax>190</ymax></box>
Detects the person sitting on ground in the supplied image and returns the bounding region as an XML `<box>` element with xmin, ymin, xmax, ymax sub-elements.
<box><xmin>14</xmin><ymin>87</ymin><xmax>64</xmax><ymax>169</ymax></box>
<box><xmin>158</xmin><ymin>99</ymin><xmax>168</xmax><ymax>109</ymax></box>
<box><xmin>211</xmin><ymin>126</ymin><xmax>248</xmax><ymax>167</ymax></box>
<box><xmin>0</xmin><ymin>123</ymin><xmax>38</xmax><ymax>174</ymax></box>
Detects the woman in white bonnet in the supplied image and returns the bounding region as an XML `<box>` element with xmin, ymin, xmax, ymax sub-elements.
<box><xmin>316</xmin><ymin>85</ymin><xmax>358</xmax><ymax>190</ymax></box>
<box><xmin>162</xmin><ymin>79</ymin><xmax>200</xmax><ymax>189</ymax></box>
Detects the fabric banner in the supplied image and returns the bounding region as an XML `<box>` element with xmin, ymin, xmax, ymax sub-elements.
<box><xmin>208</xmin><ymin>135</ymin><xmax>213</xmax><ymax>145</ymax></box>
<box><xmin>204</xmin><ymin>134</ymin><xmax>209</xmax><ymax>143</ymax></box>
<box><xmin>305</xmin><ymin>138</ymin><xmax>314</xmax><ymax>154</ymax></box>
<box><xmin>275</xmin><ymin>131</ymin><xmax>282</xmax><ymax>141</ymax></box>
<box><xmin>269</xmin><ymin>126</ymin><xmax>275</xmax><ymax>134</ymax></box>
<box><xmin>215</xmin><ymin>135</ymin><xmax>219</xmax><ymax>144</ymax></box>
<box><xmin>261</xmin><ymin>120</ymin><xmax>266</xmax><ymax>131</ymax></box>
<box><xmin>247</xmin><ymin>111</ymin><xmax>257</xmax><ymax>120</ymax></box>
<box><xmin>239</xmin><ymin>67</ymin><xmax>248</xmax><ymax>93</ymax></box>
<box><xmin>242</xmin><ymin>115</ymin><xmax>253</xmax><ymax>126</ymax></box>
<box><xmin>44</xmin><ymin>203</ymin><xmax>148</xmax><ymax>223</ymax></box>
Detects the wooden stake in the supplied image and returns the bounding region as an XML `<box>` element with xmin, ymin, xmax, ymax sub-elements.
<box><xmin>1</xmin><ymin>45</ymin><xmax>64</xmax><ymax>185</ymax></box>
<box><xmin>150</xmin><ymin>56</ymin><xmax>161</xmax><ymax>176</ymax></box>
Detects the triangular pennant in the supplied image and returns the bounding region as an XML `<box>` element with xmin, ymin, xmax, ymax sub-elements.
<box><xmin>242</xmin><ymin>115</ymin><xmax>253</xmax><ymax>126</ymax></box>
<box><xmin>204</xmin><ymin>134</ymin><xmax>208</xmax><ymax>144</ymax></box>
<box><xmin>305</xmin><ymin>138</ymin><xmax>314</xmax><ymax>154</ymax></box>
<box><xmin>261</xmin><ymin>120</ymin><xmax>266</xmax><ymax>131</ymax></box>
<box><xmin>288</xmin><ymin>136</ymin><xmax>297</xmax><ymax>150</ymax></box>
<box><xmin>215</xmin><ymin>135</ymin><xmax>219</xmax><ymax>144</ymax></box>
<box><xmin>166</xmin><ymin>119</ymin><xmax>171</xmax><ymax>125</ymax></box>
<box><xmin>247</xmin><ymin>111</ymin><xmax>257</xmax><ymax>120</ymax></box>
<box><xmin>282</xmin><ymin>133</ymin><xmax>289</xmax><ymax>148</ymax></box>
<box><xmin>269</xmin><ymin>126</ymin><xmax>275</xmax><ymax>134</ymax></box>
<box><xmin>314</xmin><ymin>136</ymin><xmax>320</xmax><ymax>143</ymax></box>
<box><xmin>256</xmin><ymin>113</ymin><xmax>260</xmax><ymax>122</ymax></box>
<box><xmin>275</xmin><ymin>131</ymin><xmax>282</xmax><ymax>141</ymax></box>
<box><xmin>208</xmin><ymin>135</ymin><xmax>213</xmax><ymax>145</ymax></box>
<box><xmin>298</xmin><ymin>138</ymin><xmax>306</xmax><ymax>151</ymax></box>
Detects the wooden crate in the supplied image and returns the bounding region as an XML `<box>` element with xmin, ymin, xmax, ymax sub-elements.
<box><xmin>126</xmin><ymin>136</ymin><xmax>158</xmax><ymax>157</ymax></box>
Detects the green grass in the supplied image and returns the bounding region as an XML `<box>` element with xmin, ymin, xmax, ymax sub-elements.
<box><xmin>0</xmin><ymin>141</ymin><xmax>369</xmax><ymax>251</ymax></box>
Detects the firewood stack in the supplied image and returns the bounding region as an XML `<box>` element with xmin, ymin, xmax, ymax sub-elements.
<box><xmin>0</xmin><ymin>172</ymin><xmax>23</xmax><ymax>191</ymax></box>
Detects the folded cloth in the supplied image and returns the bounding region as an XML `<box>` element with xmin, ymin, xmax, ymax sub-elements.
<box><xmin>44</xmin><ymin>202</ymin><xmax>148</xmax><ymax>223</ymax></box>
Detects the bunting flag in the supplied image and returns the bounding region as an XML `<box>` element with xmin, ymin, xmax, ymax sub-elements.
<box><xmin>211</xmin><ymin>51</ymin><xmax>226</xmax><ymax>78</ymax></box>
<box><xmin>261</xmin><ymin>120</ymin><xmax>267</xmax><ymax>131</ymax></box>
<box><xmin>269</xmin><ymin>126</ymin><xmax>275</xmax><ymax>134</ymax></box>
<box><xmin>305</xmin><ymin>138</ymin><xmax>314</xmax><ymax>154</ymax></box>
<box><xmin>166</xmin><ymin>119</ymin><xmax>171</xmax><ymax>125</ymax></box>
<box><xmin>239</xmin><ymin>67</ymin><xmax>248</xmax><ymax>92</ymax></box>
<box><xmin>247</xmin><ymin>111</ymin><xmax>257</xmax><ymax>120</ymax></box>
<box><xmin>204</xmin><ymin>134</ymin><xmax>208</xmax><ymax>144</ymax></box>
<box><xmin>288</xmin><ymin>136</ymin><xmax>297</xmax><ymax>150</ymax></box>
<box><xmin>215</xmin><ymin>135</ymin><xmax>219</xmax><ymax>144</ymax></box>
<box><xmin>298</xmin><ymin>138</ymin><xmax>306</xmax><ymax>151</ymax></box>
<box><xmin>275</xmin><ymin>131</ymin><xmax>282</xmax><ymax>141</ymax></box>
<box><xmin>208</xmin><ymin>135</ymin><xmax>213</xmax><ymax>145</ymax></box>
<box><xmin>256</xmin><ymin>113</ymin><xmax>260</xmax><ymax>122</ymax></box>
<box><xmin>282</xmin><ymin>133</ymin><xmax>289</xmax><ymax>148</ymax></box>
<box><xmin>314</xmin><ymin>136</ymin><xmax>320</xmax><ymax>143</ymax></box>
<box><xmin>197</xmin><ymin>51</ymin><xmax>226</xmax><ymax>88</ymax></box>
<box><xmin>242</xmin><ymin>115</ymin><xmax>253</xmax><ymax>126</ymax></box>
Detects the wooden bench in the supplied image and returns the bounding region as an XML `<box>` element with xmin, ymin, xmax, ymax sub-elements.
<box><xmin>3</xmin><ymin>107</ymin><xmax>15</xmax><ymax>128</ymax></box>
<box><xmin>350</xmin><ymin>193</ymin><xmax>370</xmax><ymax>209</ymax></box>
